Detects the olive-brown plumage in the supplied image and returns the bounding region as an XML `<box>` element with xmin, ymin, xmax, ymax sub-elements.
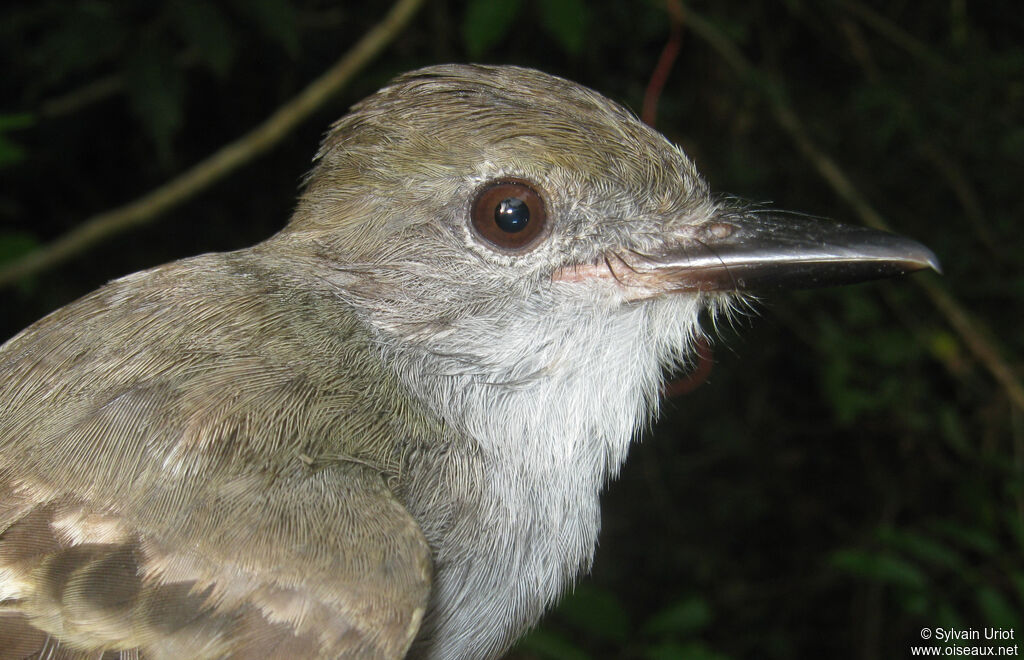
<box><xmin>0</xmin><ymin>65</ymin><xmax>936</xmax><ymax>659</ymax></box>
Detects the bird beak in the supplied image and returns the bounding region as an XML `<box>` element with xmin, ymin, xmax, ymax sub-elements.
<box><xmin>556</xmin><ymin>212</ymin><xmax>940</xmax><ymax>296</ymax></box>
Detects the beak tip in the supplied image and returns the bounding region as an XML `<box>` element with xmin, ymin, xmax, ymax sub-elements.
<box><xmin>901</xmin><ymin>241</ymin><xmax>942</xmax><ymax>276</ymax></box>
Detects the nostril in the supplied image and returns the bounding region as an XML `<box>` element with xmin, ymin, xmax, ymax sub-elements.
<box><xmin>705</xmin><ymin>222</ymin><xmax>734</xmax><ymax>240</ymax></box>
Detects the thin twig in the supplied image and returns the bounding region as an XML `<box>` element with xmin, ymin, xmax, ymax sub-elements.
<box><xmin>833</xmin><ymin>0</ymin><xmax>950</xmax><ymax>74</ymax></box>
<box><xmin>830</xmin><ymin>12</ymin><xmax>1002</xmax><ymax>260</ymax></box>
<box><xmin>678</xmin><ymin>3</ymin><xmax>1024</xmax><ymax>412</ymax></box>
<box><xmin>38</xmin><ymin>50</ymin><xmax>203</xmax><ymax>119</ymax></box>
<box><xmin>0</xmin><ymin>0</ymin><xmax>425</xmax><ymax>289</ymax></box>
<box><xmin>38</xmin><ymin>7</ymin><xmax>356</xmax><ymax>120</ymax></box>
<box><xmin>916</xmin><ymin>141</ymin><xmax>1001</xmax><ymax>259</ymax></box>
<box><xmin>38</xmin><ymin>74</ymin><xmax>123</xmax><ymax>119</ymax></box>
<box><xmin>641</xmin><ymin>0</ymin><xmax>684</xmax><ymax>128</ymax></box>
<box><xmin>836</xmin><ymin>17</ymin><xmax>880</xmax><ymax>82</ymax></box>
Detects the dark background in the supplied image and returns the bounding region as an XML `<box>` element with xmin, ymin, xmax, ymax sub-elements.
<box><xmin>1</xmin><ymin>1</ymin><xmax>1020</xmax><ymax>658</ymax></box>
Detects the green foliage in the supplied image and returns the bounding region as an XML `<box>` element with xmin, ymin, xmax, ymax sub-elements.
<box><xmin>462</xmin><ymin>0</ymin><xmax>589</xmax><ymax>58</ymax></box>
<box><xmin>641</xmin><ymin>596</ymin><xmax>712</xmax><ymax>638</ymax></box>
<box><xmin>124</xmin><ymin>40</ymin><xmax>184</xmax><ymax>165</ymax></box>
<box><xmin>0</xmin><ymin>231</ymin><xmax>39</xmax><ymax>266</ymax></box>
<box><xmin>516</xmin><ymin>588</ymin><xmax>731</xmax><ymax>659</ymax></box>
<box><xmin>230</xmin><ymin>0</ymin><xmax>299</xmax><ymax>57</ymax></box>
<box><xmin>462</xmin><ymin>0</ymin><xmax>523</xmax><ymax>58</ymax></box>
<box><xmin>169</xmin><ymin>1</ymin><xmax>238</xmax><ymax>77</ymax></box>
<box><xmin>876</xmin><ymin>526</ymin><xmax>964</xmax><ymax>572</ymax></box>
<box><xmin>555</xmin><ymin>584</ymin><xmax>631</xmax><ymax>644</ymax></box>
<box><xmin>830</xmin><ymin>500</ymin><xmax>1023</xmax><ymax>635</ymax></box>
<box><xmin>0</xmin><ymin>1</ymin><xmax>307</xmax><ymax>164</ymax></box>
<box><xmin>37</xmin><ymin>2</ymin><xmax>126</xmax><ymax>86</ymax></box>
<box><xmin>644</xmin><ymin>641</ymin><xmax>731</xmax><ymax>660</ymax></box>
<box><xmin>538</xmin><ymin>0</ymin><xmax>589</xmax><ymax>55</ymax></box>
<box><xmin>0</xmin><ymin>232</ymin><xmax>40</xmax><ymax>296</ymax></box>
<box><xmin>515</xmin><ymin>628</ymin><xmax>593</xmax><ymax>660</ymax></box>
<box><xmin>808</xmin><ymin>288</ymin><xmax>930</xmax><ymax>426</ymax></box>
<box><xmin>0</xmin><ymin>114</ymin><xmax>34</xmax><ymax>168</ymax></box>
<box><xmin>830</xmin><ymin>548</ymin><xmax>929</xmax><ymax>590</ymax></box>
<box><xmin>976</xmin><ymin>586</ymin><xmax>1016</xmax><ymax>630</ymax></box>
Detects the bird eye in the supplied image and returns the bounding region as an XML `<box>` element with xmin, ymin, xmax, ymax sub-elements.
<box><xmin>470</xmin><ymin>180</ymin><xmax>548</xmax><ymax>252</ymax></box>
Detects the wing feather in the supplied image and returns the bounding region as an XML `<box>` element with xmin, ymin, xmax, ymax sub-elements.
<box><xmin>0</xmin><ymin>254</ymin><xmax>437</xmax><ymax>658</ymax></box>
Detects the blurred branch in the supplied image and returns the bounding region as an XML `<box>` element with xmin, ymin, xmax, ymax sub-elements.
<box><xmin>641</xmin><ymin>0</ymin><xmax>684</xmax><ymax>128</ymax></box>
<box><xmin>0</xmin><ymin>0</ymin><xmax>425</xmax><ymax>288</ymax></box>
<box><xmin>38</xmin><ymin>50</ymin><xmax>202</xmax><ymax>119</ymax></box>
<box><xmin>678</xmin><ymin>3</ymin><xmax>1024</xmax><ymax>412</ymax></box>
<box><xmin>38</xmin><ymin>74</ymin><xmax>123</xmax><ymax>119</ymax></box>
<box><xmin>1013</xmin><ymin>406</ymin><xmax>1024</xmax><ymax>522</ymax></box>
<box><xmin>831</xmin><ymin>14</ymin><xmax>1002</xmax><ymax>259</ymax></box>
<box><xmin>915</xmin><ymin>131</ymin><xmax>1002</xmax><ymax>260</ymax></box>
<box><xmin>832</xmin><ymin>0</ymin><xmax>950</xmax><ymax>74</ymax></box>
<box><xmin>39</xmin><ymin>7</ymin><xmax>357</xmax><ymax>119</ymax></box>
<box><xmin>837</xmin><ymin>17</ymin><xmax>880</xmax><ymax>81</ymax></box>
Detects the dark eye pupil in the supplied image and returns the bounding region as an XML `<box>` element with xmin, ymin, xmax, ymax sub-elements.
<box><xmin>494</xmin><ymin>198</ymin><xmax>529</xmax><ymax>233</ymax></box>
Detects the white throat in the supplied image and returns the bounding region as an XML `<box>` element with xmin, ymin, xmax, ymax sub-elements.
<box><xmin>385</xmin><ymin>286</ymin><xmax>708</xmax><ymax>659</ymax></box>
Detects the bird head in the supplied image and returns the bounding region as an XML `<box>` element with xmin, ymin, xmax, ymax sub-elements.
<box><xmin>272</xmin><ymin>63</ymin><xmax>938</xmax><ymax>471</ymax></box>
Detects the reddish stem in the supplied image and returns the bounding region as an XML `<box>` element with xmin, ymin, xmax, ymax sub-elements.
<box><xmin>642</xmin><ymin>0</ymin><xmax>685</xmax><ymax>127</ymax></box>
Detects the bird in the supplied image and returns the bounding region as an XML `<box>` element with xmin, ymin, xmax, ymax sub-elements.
<box><xmin>0</xmin><ymin>64</ymin><xmax>938</xmax><ymax>659</ymax></box>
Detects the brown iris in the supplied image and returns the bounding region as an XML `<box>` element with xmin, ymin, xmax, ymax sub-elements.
<box><xmin>470</xmin><ymin>180</ymin><xmax>548</xmax><ymax>252</ymax></box>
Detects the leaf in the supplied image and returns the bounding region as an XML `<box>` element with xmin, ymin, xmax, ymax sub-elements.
<box><xmin>641</xmin><ymin>595</ymin><xmax>712</xmax><ymax>638</ymax></box>
<box><xmin>539</xmin><ymin>0</ymin><xmax>588</xmax><ymax>55</ymax></box>
<box><xmin>0</xmin><ymin>114</ymin><xmax>34</xmax><ymax>132</ymax></box>
<box><xmin>901</xmin><ymin>591</ymin><xmax>930</xmax><ymax>615</ymax></box>
<box><xmin>0</xmin><ymin>137</ymin><xmax>25</xmax><ymax>168</ymax></box>
<box><xmin>938</xmin><ymin>407</ymin><xmax>971</xmax><ymax>456</ymax></box>
<box><xmin>1009</xmin><ymin>571</ymin><xmax>1024</xmax><ymax>608</ymax></box>
<box><xmin>170</xmin><ymin>0</ymin><xmax>237</xmax><ymax>77</ymax></box>
<box><xmin>929</xmin><ymin>520</ymin><xmax>1000</xmax><ymax>556</ymax></box>
<box><xmin>123</xmin><ymin>41</ymin><xmax>185</xmax><ymax>164</ymax></box>
<box><xmin>927</xmin><ymin>330</ymin><xmax>961</xmax><ymax>365</ymax></box>
<box><xmin>840</xmin><ymin>290</ymin><xmax>882</xmax><ymax>325</ymax></box>
<box><xmin>829</xmin><ymin>548</ymin><xmax>928</xmax><ymax>589</ymax></box>
<box><xmin>0</xmin><ymin>113</ymin><xmax>34</xmax><ymax>168</ymax></box>
<box><xmin>644</xmin><ymin>640</ymin><xmax>732</xmax><ymax>660</ymax></box>
<box><xmin>0</xmin><ymin>232</ymin><xmax>39</xmax><ymax>266</ymax></box>
<box><xmin>1007</xmin><ymin>512</ymin><xmax>1024</xmax><ymax>553</ymax></box>
<box><xmin>555</xmin><ymin>584</ymin><xmax>630</xmax><ymax>644</ymax></box>
<box><xmin>38</xmin><ymin>3</ymin><xmax>126</xmax><ymax>86</ymax></box>
<box><xmin>1000</xmin><ymin>127</ymin><xmax>1024</xmax><ymax>160</ymax></box>
<box><xmin>876</xmin><ymin>526</ymin><xmax>964</xmax><ymax>571</ymax></box>
<box><xmin>462</xmin><ymin>0</ymin><xmax>523</xmax><ymax>58</ymax></box>
<box><xmin>231</xmin><ymin>0</ymin><xmax>299</xmax><ymax>57</ymax></box>
<box><xmin>976</xmin><ymin>586</ymin><xmax>1018</xmax><ymax>629</ymax></box>
<box><xmin>935</xmin><ymin>599</ymin><xmax>966</xmax><ymax>630</ymax></box>
<box><xmin>514</xmin><ymin>628</ymin><xmax>591</xmax><ymax>660</ymax></box>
